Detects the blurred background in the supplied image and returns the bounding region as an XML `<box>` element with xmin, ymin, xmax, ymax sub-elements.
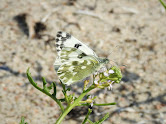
<box><xmin>0</xmin><ymin>0</ymin><xmax>166</xmax><ymax>124</ymax></box>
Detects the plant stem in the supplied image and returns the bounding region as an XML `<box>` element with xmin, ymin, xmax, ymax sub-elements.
<box><xmin>87</xmin><ymin>119</ymin><xmax>94</xmax><ymax>124</ymax></box>
<box><xmin>60</xmin><ymin>81</ymin><xmax>70</xmax><ymax>105</ymax></box>
<box><xmin>77</xmin><ymin>102</ymin><xmax>116</xmax><ymax>107</ymax></box>
<box><xmin>159</xmin><ymin>0</ymin><xmax>166</xmax><ymax>10</ymax></box>
<box><xmin>82</xmin><ymin>109</ymin><xmax>92</xmax><ymax>124</ymax></box>
<box><xmin>55</xmin><ymin>85</ymin><xmax>95</xmax><ymax>124</ymax></box>
<box><xmin>27</xmin><ymin>69</ymin><xmax>64</xmax><ymax>112</ymax></box>
<box><xmin>95</xmin><ymin>113</ymin><xmax>109</xmax><ymax>124</ymax></box>
<box><xmin>93</xmin><ymin>102</ymin><xmax>116</xmax><ymax>106</ymax></box>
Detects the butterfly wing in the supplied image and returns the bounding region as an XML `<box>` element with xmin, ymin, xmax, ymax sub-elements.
<box><xmin>54</xmin><ymin>31</ymin><xmax>98</xmax><ymax>71</ymax></box>
<box><xmin>56</xmin><ymin>48</ymin><xmax>99</xmax><ymax>85</ymax></box>
<box><xmin>55</xmin><ymin>31</ymin><xmax>97</xmax><ymax>56</ymax></box>
<box><xmin>54</xmin><ymin>31</ymin><xmax>108</xmax><ymax>85</ymax></box>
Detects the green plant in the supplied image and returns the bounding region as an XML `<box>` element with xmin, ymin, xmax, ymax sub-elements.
<box><xmin>24</xmin><ymin>66</ymin><xmax>122</xmax><ymax>124</ymax></box>
<box><xmin>20</xmin><ymin>117</ymin><xmax>28</xmax><ymax>124</ymax></box>
<box><xmin>159</xmin><ymin>0</ymin><xmax>166</xmax><ymax>10</ymax></box>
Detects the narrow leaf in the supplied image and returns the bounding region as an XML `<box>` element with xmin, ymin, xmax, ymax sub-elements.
<box><xmin>52</xmin><ymin>82</ymin><xmax>57</xmax><ymax>97</ymax></box>
<box><xmin>20</xmin><ymin>117</ymin><xmax>28</xmax><ymax>124</ymax></box>
<box><xmin>82</xmin><ymin>108</ymin><xmax>92</xmax><ymax>124</ymax></box>
<box><xmin>42</xmin><ymin>77</ymin><xmax>47</xmax><ymax>87</ymax></box>
<box><xmin>95</xmin><ymin>113</ymin><xmax>109</xmax><ymax>124</ymax></box>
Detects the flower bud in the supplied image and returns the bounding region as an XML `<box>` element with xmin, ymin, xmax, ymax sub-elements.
<box><xmin>109</xmin><ymin>69</ymin><xmax>114</xmax><ymax>74</ymax></box>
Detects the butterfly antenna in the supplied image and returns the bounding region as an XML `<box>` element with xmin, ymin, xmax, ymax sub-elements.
<box><xmin>107</xmin><ymin>45</ymin><xmax>119</xmax><ymax>59</ymax></box>
<box><xmin>106</xmin><ymin>45</ymin><xmax>122</xmax><ymax>67</ymax></box>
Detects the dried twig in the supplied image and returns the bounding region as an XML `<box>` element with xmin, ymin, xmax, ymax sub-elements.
<box><xmin>121</xmin><ymin>7</ymin><xmax>139</xmax><ymax>14</ymax></box>
<box><xmin>74</xmin><ymin>10</ymin><xmax>102</xmax><ymax>20</ymax></box>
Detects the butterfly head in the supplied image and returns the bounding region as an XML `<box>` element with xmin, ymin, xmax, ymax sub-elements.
<box><xmin>99</xmin><ymin>58</ymin><xmax>109</xmax><ymax>64</ymax></box>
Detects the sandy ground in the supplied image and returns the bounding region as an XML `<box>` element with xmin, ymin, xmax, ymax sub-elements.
<box><xmin>0</xmin><ymin>0</ymin><xmax>166</xmax><ymax>124</ymax></box>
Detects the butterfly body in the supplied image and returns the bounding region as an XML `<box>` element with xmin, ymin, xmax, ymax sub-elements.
<box><xmin>54</xmin><ymin>31</ymin><xmax>109</xmax><ymax>85</ymax></box>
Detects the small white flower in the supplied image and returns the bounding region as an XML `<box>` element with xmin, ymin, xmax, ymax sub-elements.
<box><xmin>107</xmin><ymin>80</ymin><xmax>111</xmax><ymax>83</ymax></box>
<box><xmin>89</xmin><ymin>95</ymin><xmax>94</xmax><ymax>107</ymax></box>
<box><xmin>90</xmin><ymin>102</ymin><xmax>94</xmax><ymax>107</ymax></box>
<box><xmin>104</xmin><ymin>72</ymin><xmax>109</xmax><ymax>77</ymax></box>
<box><xmin>109</xmin><ymin>69</ymin><xmax>114</xmax><ymax>74</ymax></box>
<box><xmin>108</xmin><ymin>81</ymin><xmax>114</xmax><ymax>90</ymax></box>
<box><xmin>108</xmin><ymin>84</ymin><xmax>113</xmax><ymax>90</ymax></box>
<box><xmin>94</xmin><ymin>80</ymin><xmax>98</xmax><ymax>84</ymax></box>
<box><xmin>89</xmin><ymin>95</ymin><xmax>93</xmax><ymax>99</ymax></box>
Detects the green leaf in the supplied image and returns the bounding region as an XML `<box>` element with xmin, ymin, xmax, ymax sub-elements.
<box><xmin>87</xmin><ymin>119</ymin><xmax>94</xmax><ymax>124</ymax></box>
<box><xmin>59</xmin><ymin>98</ymin><xmax>66</xmax><ymax>102</ymax></box>
<box><xmin>27</xmin><ymin>68</ymin><xmax>43</xmax><ymax>91</ymax></box>
<box><xmin>26</xmin><ymin>68</ymin><xmax>64</xmax><ymax>112</ymax></box>
<box><xmin>27</xmin><ymin>68</ymin><xmax>37</xmax><ymax>86</ymax></box>
<box><xmin>20</xmin><ymin>117</ymin><xmax>28</xmax><ymax>124</ymax></box>
<box><xmin>52</xmin><ymin>82</ymin><xmax>57</xmax><ymax>97</ymax></box>
<box><xmin>95</xmin><ymin>113</ymin><xmax>109</xmax><ymax>124</ymax></box>
<box><xmin>42</xmin><ymin>77</ymin><xmax>47</xmax><ymax>86</ymax></box>
<box><xmin>47</xmin><ymin>83</ymin><xmax>53</xmax><ymax>91</ymax></box>
<box><xmin>42</xmin><ymin>77</ymin><xmax>53</xmax><ymax>93</ymax></box>
<box><xmin>68</xmin><ymin>94</ymin><xmax>74</xmax><ymax>103</ymax></box>
<box><xmin>82</xmin><ymin>108</ymin><xmax>92</xmax><ymax>124</ymax></box>
<box><xmin>78</xmin><ymin>102</ymin><xmax>116</xmax><ymax>107</ymax></box>
<box><xmin>66</xmin><ymin>88</ymin><xmax>71</xmax><ymax>91</ymax></box>
<box><xmin>94</xmin><ymin>102</ymin><xmax>116</xmax><ymax>106</ymax></box>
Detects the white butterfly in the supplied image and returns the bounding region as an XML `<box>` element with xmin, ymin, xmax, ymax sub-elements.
<box><xmin>54</xmin><ymin>31</ymin><xmax>109</xmax><ymax>85</ymax></box>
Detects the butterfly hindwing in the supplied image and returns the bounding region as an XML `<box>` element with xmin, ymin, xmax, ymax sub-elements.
<box><xmin>57</xmin><ymin>57</ymin><xmax>98</xmax><ymax>85</ymax></box>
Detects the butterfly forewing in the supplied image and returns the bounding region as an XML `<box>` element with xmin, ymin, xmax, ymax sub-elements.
<box><xmin>55</xmin><ymin>31</ymin><xmax>97</xmax><ymax>56</ymax></box>
<box><xmin>54</xmin><ymin>47</ymin><xmax>85</xmax><ymax>71</ymax></box>
<box><xmin>57</xmin><ymin>57</ymin><xmax>99</xmax><ymax>85</ymax></box>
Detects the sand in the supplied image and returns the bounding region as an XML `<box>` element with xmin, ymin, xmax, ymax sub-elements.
<box><xmin>0</xmin><ymin>0</ymin><xmax>166</xmax><ymax>124</ymax></box>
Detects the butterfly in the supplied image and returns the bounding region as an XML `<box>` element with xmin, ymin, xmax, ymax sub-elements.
<box><xmin>54</xmin><ymin>31</ymin><xmax>109</xmax><ymax>85</ymax></box>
